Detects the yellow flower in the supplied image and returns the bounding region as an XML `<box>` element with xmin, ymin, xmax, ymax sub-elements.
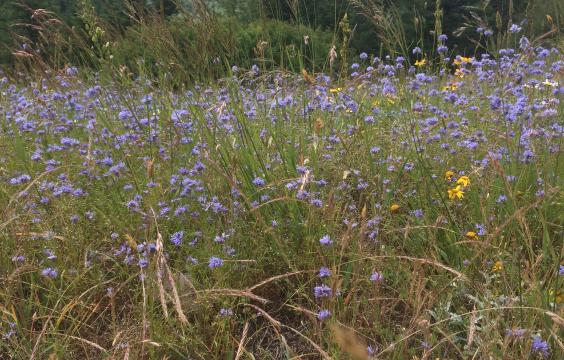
<box><xmin>492</xmin><ymin>260</ymin><xmax>503</xmax><ymax>272</ymax></box>
<box><xmin>453</xmin><ymin>56</ymin><xmax>473</xmax><ymax>66</ymax></box>
<box><xmin>415</xmin><ymin>59</ymin><xmax>427</xmax><ymax>67</ymax></box>
<box><xmin>465</xmin><ymin>231</ymin><xmax>477</xmax><ymax>239</ymax></box>
<box><xmin>454</xmin><ymin>68</ymin><xmax>465</xmax><ymax>78</ymax></box>
<box><xmin>456</xmin><ymin>176</ymin><xmax>470</xmax><ymax>187</ymax></box>
<box><xmin>442</xmin><ymin>83</ymin><xmax>459</xmax><ymax>91</ymax></box>
<box><xmin>390</xmin><ymin>204</ymin><xmax>401</xmax><ymax>212</ymax></box>
<box><xmin>385</xmin><ymin>93</ymin><xmax>398</xmax><ymax>104</ymax></box>
<box><xmin>329</xmin><ymin>87</ymin><xmax>343</xmax><ymax>93</ymax></box>
<box><xmin>444</xmin><ymin>170</ymin><xmax>455</xmax><ymax>181</ymax></box>
<box><xmin>447</xmin><ymin>185</ymin><xmax>464</xmax><ymax>200</ymax></box>
<box><xmin>542</xmin><ymin>79</ymin><xmax>558</xmax><ymax>87</ymax></box>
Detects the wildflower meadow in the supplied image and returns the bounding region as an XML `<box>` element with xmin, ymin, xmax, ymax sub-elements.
<box><xmin>0</xmin><ymin>5</ymin><xmax>563</xmax><ymax>359</ymax></box>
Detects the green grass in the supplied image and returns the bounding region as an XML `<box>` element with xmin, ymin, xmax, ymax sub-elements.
<box><xmin>0</xmin><ymin>43</ymin><xmax>563</xmax><ymax>359</ymax></box>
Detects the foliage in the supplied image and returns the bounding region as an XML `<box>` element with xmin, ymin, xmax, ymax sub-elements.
<box><xmin>0</xmin><ymin>33</ymin><xmax>563</xmax><ymax>358</ymax></box>
<box><xmin>1</xmin><ymin>0</ymin><xmax>563</xmax><ymax>74</ymax></box>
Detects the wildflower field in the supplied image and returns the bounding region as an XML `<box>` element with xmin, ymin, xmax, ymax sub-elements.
<box><xmin>1</xmin><ymin>38</ymin><xmax>563</xmax><ymax>359</ymax></box>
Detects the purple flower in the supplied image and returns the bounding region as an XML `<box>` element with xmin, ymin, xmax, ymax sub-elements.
<box><xmin>214</xmin><ymin>232</ymin><xmax>230</xmax><ymax>243</ymax></box>
<box><xmin>411</xmin><ymin>209</ymin><xmax>424</xmax><ymax>218</ymax></box>
<box><xmin>509</xmin><ymin>24</ymin><xmax>522</xmax><ymax>33</ymax></box>
<box><xmin>475</xmin><ymin>224</ymin><xmax>487</xmax><ymax>236</ymax></box>
<box><xmin>317</xmin><ymin>309</ymin><xmax>331</xmax><ymax>320</ymax></box>
<box><xmin>319</xmin><ymin>235</ymin><xmax>332</xmax><ymax>246</ymax></box>
<box><xmin>314</xmin><ymin>284</ymin><xmax>333</xmax><ymax>298</ymax></box>
<box><xmin>505</xmin><ymin>328</ymin><xmax>526</xmax><ymax>338</ymax></box>
<box><xmin>208</xmin><ymin>256</ymin><xmax>224</xmax><ymax>269</ymax></box>
<box><xmin>41</xmin><ymin>267</ymin><xmax>58</xmax><ymax>278</ymax></box>
<box><xmin>310</xmin><ymin>198</ymin><xmax>323</xmax><ymax>207</ymax></box>
<box><xmin>219</xmin><ymin>308</ymin><xmax>233</xmax><ymax>317</ymax></box>
<box><xmin>139</xmin><ymin>257</ymin><xmax>149</xmax><ymax>268</ymax></box>
<box><xmin>531</xmin><ymin>336</ymin><xmax>550</xmax><ymax>358</ymax></box>
<box><xmin>60</xmin><ymin>137</ymin><xmax>80</xmax><ymax>146</ymax></box>
<box><xmin>559</xmin><ymin>265</ymin><xmax>564</xmax><ymax>276</ymax></box>
<box><xmin>9</xmin><ymin>174</ymin><xmax>31</xmax><ymax>185</ymax></box>
<box><xmin>359</xmin><ymin>52</ymin><xmax>368</xmax><ymax>60</ymax></box>
<box><xmin>521</xmin><ymin>149</ymin><xmax>535</xmax><ymax>163</ymax></box>
<box><xmin>2</xmin><ymin>322</ymin><xmax>16</xmax><ymax>339</ymax></box>
<box><xmin>319</xmin><ymin>267</ymin><xmax>331</xmax><ymax>278</ymax></box>
<box><xmin>252</xmin><ymin>177</ymin><xmax>266</xmax><ymax>187</ymax></box>
<box><xmin>438</xmin><ymin>34</ymin><xmax>448</xmax><ymax>42</ymax></box>
<box><xmin>170</xmin><ymin>231</ymin><xmax>184</xmax><ymax>246</ymax></box>
<box><xmin>370</xmin><ymin>271</ymin><xmax>383</xmax><ymax>282</ymax></box>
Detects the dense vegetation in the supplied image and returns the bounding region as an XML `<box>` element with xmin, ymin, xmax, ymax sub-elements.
<box><xmin>0</xmin><ymin>1</ymin><xmax>563</xmax><ymax>359</ymax></box>
<box><xmin>1</xmin><ymin>0</ymin><xmax>563</xmax><ymax>77</ymax></box>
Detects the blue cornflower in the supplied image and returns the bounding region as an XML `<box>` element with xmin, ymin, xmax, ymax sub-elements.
<box><xmin>138</xmin><ymin>257</ymin><xmax>149</xmax><ymax>268</ymax></box>
<box><xmin>370</xmin><ymin>271</ymin><xmax>383</xmax><ymax>282</ymax></box>
<box><xmin>313</xmin><ymin>284</ymin><xmax>332</xmax><ymax>298</ymax></box>
<box><xmin>531</xmin><ymin>336</ymin><xmax>550</xmax><ymax>358</ymax></box>
<box><xmin>521</xmin><ymin>149</ymin><xmax>535</xmax><ymax>163</ymax></box>
<box><xmin>509</xmin><ymin>24</ymin><xmax>522</xmax><ymax>33</ymax></box>
<box><xmin>319</xmin><ymin>267</ymin><xmax>331</xmax><ymax>278</ymax></box>
<box><xmin>9</xmin><ymin>174</ymin><xmax>31</xmax><ymax>185</ymax></box>
<box><xmin>214</xmin><ymin>232</ymin><xmax>229</xmax><ymax>243</ymax></box>
<box><xmin>505</xmin><ymin>328</ymin><xmax>526</xmax><ymax>338</ymax></box>
<box><xmin>41</xmin><ymin>267</ymin><xmax>58</xmax><ymax>278</ymax></box>
<box><xmin>411</xmin><ymin>209</ymin><xmax>424</xmax><ymax>218</ymax></box>
<box><xmin>319</xmin><ymin>235</ymin><xmax>332</xmax><ymax>246</ymax></box>
<box><xmin>252</xmin><ymin>177</ymin><xmax>266</xmax><ymax>186</ymax></box>
<box><xmin>170</xmin><ymin>231</ymin><xmax>184</xmax><ymax>246</ymax></box>
<box><xmin>60</xmin><ymin>137</ymin><xmax>80</xmax><ymax>146</ymax></box>
<box><xmin>310</xmin><ymin>198</ymin><xmax>323</xmax><ymax>207</ymax></box>
<box><xmin>317</xmin><ymin>309</ymin><xmax>331</xmax><ymax>320</ymax></box>
<box><xmin>219</xmin><ymin>308</ymin><xmax>233</xmax><ymax>317</ymax></box>
<box><xmin>208</xmin><ymin>256</ymin><xmax>224</xmax><ymax>269</ymax></box>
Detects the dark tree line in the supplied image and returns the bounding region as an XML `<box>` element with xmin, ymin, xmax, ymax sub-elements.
<box><xmin>1</xmin><ymin>0</ymin><xmax>561</xmax><ymax>66</ymax></box>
